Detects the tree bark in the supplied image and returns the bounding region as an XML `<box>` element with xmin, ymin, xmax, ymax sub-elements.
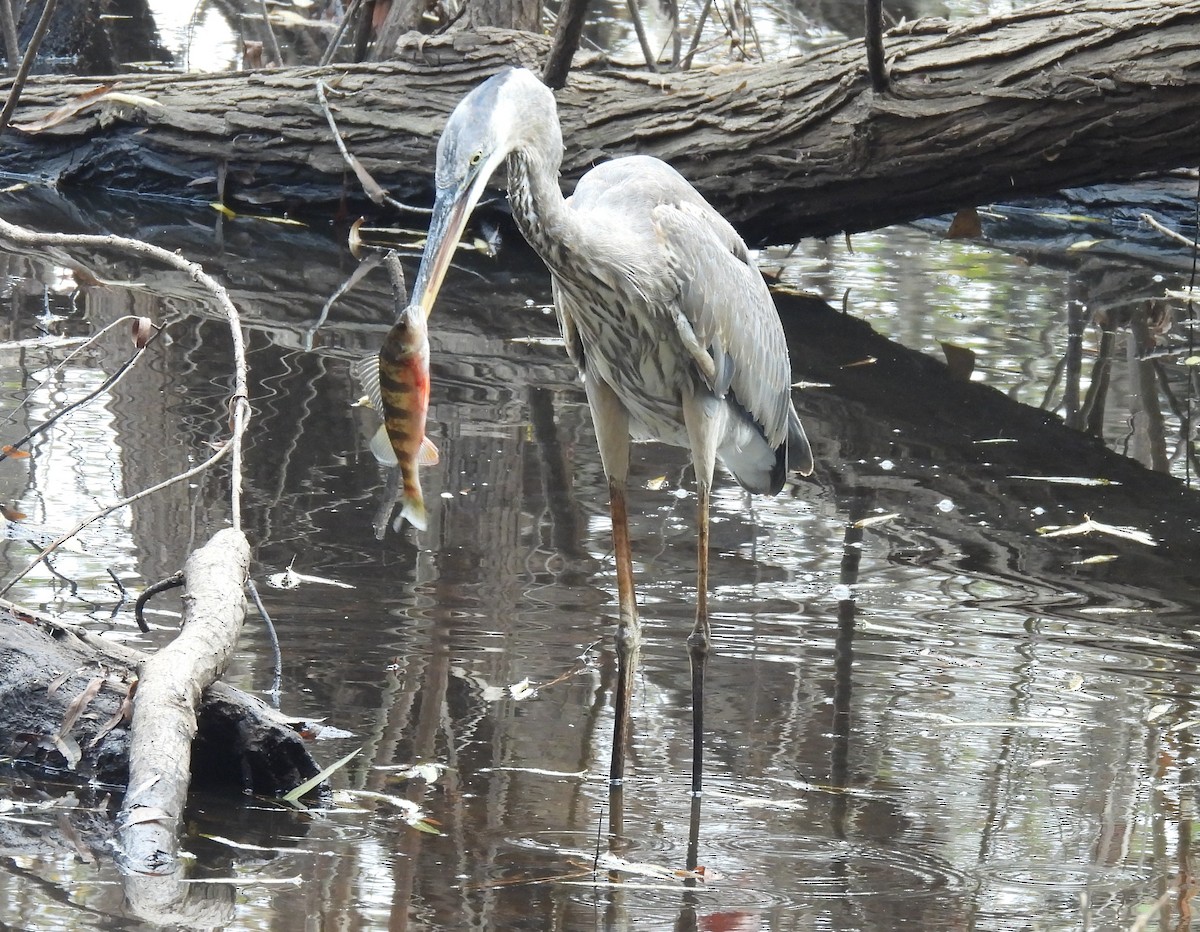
<box><xmin>0</xmin><ymin>595</ymin><xmax>320</xmax><ymax>794</ymax></box>
<box><xmin>0</xmin><ymin>0</ymin><xmax>1197</xmax><ymax>243</ymax></box>
<box><xmin>117</xmin><ymin>528</ymin><xmax>252</xmax><ymax>874</ymax></box>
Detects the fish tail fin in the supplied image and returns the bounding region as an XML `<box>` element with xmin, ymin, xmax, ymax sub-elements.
<box><xmin>398</xmin><ymin>483</ymin><xmax>428</xmax><ymax>531</ymax></box>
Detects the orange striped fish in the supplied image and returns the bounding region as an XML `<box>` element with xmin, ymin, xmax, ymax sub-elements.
<box><xmin>356</xmin><ymin>303</ymin><xmax>439</xmax><ymax>531</ymax></box>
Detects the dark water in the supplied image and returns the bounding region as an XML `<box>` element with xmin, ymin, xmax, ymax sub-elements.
<box><xmin>0</xmin><ymin>189</ymin><xmax>1198</xmax><ymax>930</ymax></box>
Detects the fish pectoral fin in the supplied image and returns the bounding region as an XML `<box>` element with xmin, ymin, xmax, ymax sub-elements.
<box><xmin>370</xmin><ymin>425</ymin><xmax>398</xmax><ymax>466</ymax></box>
<box><xmin>418</xmin><ymin>436</ymin><xmax>440</xmax><ymax>467</ymax></box>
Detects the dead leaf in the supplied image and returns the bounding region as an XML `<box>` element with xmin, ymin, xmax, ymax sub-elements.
<box><xmin>349</xmin><ymin>217</ymin><xmax>366</xmax><ymax>259</ymax></box>
<box><xmin>939</xmin><ymin>341</ymin><xmax>976</xmax><ymax>381</ymax></box>
<box><xmin>0</xmin><ymin>505</ymin><xmax>26</xmax><ymax>521</ymax></box>
<box><xmin>852</xmin><ymin>512</ymin><xmax>900</xmax><ymax>529</ymax></box>
<box><xmin>1037</xmin><ymin>515</ymin><xmax>1156</xmax><ymax>547</ymax></box>
<box><xmin>1012</xmin><ymin>475</ymin><xmax>1118</xmax><ymax>487</ymax></box>
<box><xmin>58</xmin><ymin>676</ymin><xmax>105</xmax><ymax>738</ymax></box>
<box><xmin>121</xmin><ymin>806</ymin><xmax>172</xmax><ymax>826</ymax></box>
<box><xmin>51</xmin><ymin>734</ymin><xmax>82</xmax><ymax>770</ymax></box>
<box><xmin>2</xmin><ymin>445</ymin><xmax>30</xmax><ymax>459</ymax></box>
<box><xmin>946</xmin><ymin>207</ymin><xmax>982</xmax><ymax>239</ymax></box>
<box><xmin>842</xmin><ymin>357</ymin><xmax>877</xmax><ymax>369</ymax></box>
<box><xmin>89</xmin><ymin>685</ymin><xmax>134</xmax><ymax>749</ymax></box>
<box><xmin>1071</xmin><ymin>554</ymin><xmax>1118</xmax><ymax>566</ymax></box>
<box><xmin>11</xmin><ymin>86</ymin><xmax>161</xmax><ymax>133</ymax></box>
<box><xmin>47</xmin><ymin>667</ymin><xmax>82</xmax><ymax>694</ymax></box>
<box><xmin>131</xmin><ymin>317</ymin><xmax>154</xmax><ymax>349</ymax></box>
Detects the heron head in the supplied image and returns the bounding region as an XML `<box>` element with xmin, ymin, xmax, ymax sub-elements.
<box><xmin>408</xmin><ymin>68</ymin><xmax>558</xmax><ymax>318</ymax></box>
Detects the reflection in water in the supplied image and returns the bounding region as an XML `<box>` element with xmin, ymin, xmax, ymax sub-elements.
<box><xmin>776</xmin><ymin>227</ymin><xmax>1200</xmax><ymax>481</ymax></box>
<box><xmin>0</xmin><ymin>204</ymin><xmax>1199</xmax><ymax>928</ymax></box>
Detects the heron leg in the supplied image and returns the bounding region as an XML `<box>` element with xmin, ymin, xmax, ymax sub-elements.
<box><xmin>687</xmin><ymin>484</ymin><xmax>711</xmax><ymax>799</ymax></box>
<box><xmin>582</xmin><ymin>376</ymin><xmax>638</xmax><ymax>791</ymax></box>
<box><xmin>609</xmin><ymin>477</ymin><xmax>640</xmax><ymax>788</ymax></box>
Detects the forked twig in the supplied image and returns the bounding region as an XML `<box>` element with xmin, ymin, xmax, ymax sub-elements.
<box><xmin>316</xmin><ymin>79</ymin><xmax>430</xmax><ymax>214</ymax></box>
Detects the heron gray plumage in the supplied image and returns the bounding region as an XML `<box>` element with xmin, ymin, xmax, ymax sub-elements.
<box><xmin>408</xmin><ymin>67</ymin><xmax>813</xmax><ymax>802</ymax></box>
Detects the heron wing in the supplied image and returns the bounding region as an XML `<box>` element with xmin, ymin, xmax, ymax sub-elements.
<box><xmin>650</xmin><ymin>199</ymin><xmax>792</xmax><ymax>448</ymax></box>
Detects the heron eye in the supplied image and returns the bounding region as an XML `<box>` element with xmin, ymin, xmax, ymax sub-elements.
<box><xmin>469</xmin><ymin>151</ymin><xmax>483</xmax><ymax>166</ymax></box>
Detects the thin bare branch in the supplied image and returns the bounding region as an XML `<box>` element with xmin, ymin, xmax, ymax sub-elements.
<box><xmin>0</xmin><ymin>0</ymin><xmax>58</xmax><ymax>139</ymax></box>
<box><xmin>0</xmin><ymin>215</ymin><xmax>251</xmax><ymax>591</ymax></box>
<box><xmin>0</xmin><ymin>325</ymin><xmax>163</xmax><ymax>463</ymax></box>
<box><xmin>258</xmin><ymin>0</ymin><xmax>284</xmax><ymax>66</ymax></box>
<box><xmin>1141</xmin><ymin>211</ymin><xmax>1198</xmax><ymax>249</ymax></box>
<box><xmin>315</xmin><ymin>79</ymin><xmax>430</xmax><ymax>214</ymax></box>
<box><xmin>320</xmin><ymin>0</ymin><xmax>367</xmax><ymax>66</ymax></box>
<box><xmin>0</xmin><ymin>0</ymin><xmax>19</xmax><ymax>76</ymax></box>
<box><xmin>625</xmin><ymin>0</ymin><xmax>660</xmax><ymax>72</ymax></box>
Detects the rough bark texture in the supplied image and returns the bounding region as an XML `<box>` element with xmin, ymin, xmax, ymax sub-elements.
<box><xmin>0</xmin><ymin>595</ymin><xmax>320</xmax><ymax>793</ymax></box>
<box><xmin>117</xmin><ymin>528</ymin><xmax>251</xmax><ymax>874</ymax></box>
<box><xmin>0</xmin><ymin>0</ymin><xmax>1197</xmax><ymax>243</ymax></box>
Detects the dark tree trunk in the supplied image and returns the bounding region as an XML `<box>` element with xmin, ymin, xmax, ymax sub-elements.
<box><xmin>0</xmin><ymin>0</ymin><xmax>1198</xmax><ymax>244</ymax></box>
<box><xmin>459</xmin><ymin>0</ymin><xmax>542</xmax><ymax>32</ymax></box>
<box><xmin>13</xmin><ymin>0</ymin><xmax>169</xmax><ymax>74</ymax></box>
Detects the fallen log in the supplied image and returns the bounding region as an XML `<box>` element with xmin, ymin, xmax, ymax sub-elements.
<box><xmin>0</xmin><ymin>548</ymin><xmax>320</xmax><ymax>821</ymax></box>
<box><xmin>117</xmin><ymin>528</ymin><xmax>253</xmax><ymax>874</ymax></box>
<box><xmin>0</xmin><ymin>0</ymin><xmax>1198</xmax><ymax>243</ymax></box>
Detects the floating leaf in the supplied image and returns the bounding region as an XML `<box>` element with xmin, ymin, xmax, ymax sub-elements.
<box><xmin>852</xmin><ymin>512</ymin><xmax>899</xmax><ymax>529</ymax></box>
<box><xmin>374</xmin><ymin>762</ymin><xmax>448</xmax><ymax>783</ymax></box>
<box><xmin>645</xmin><ymin>476</ymin><xmax>668</xmax><ymax>491</ymax></box>
<box><xmin>0</xmin><ymin>505</ymin><xmax>25</xmax><ymax>521</ymax></box>
<box><xmin>481</xmin><ymin>677</ymin><xmax>540</xmax><ymax>702</ymax></box>
<box><xmin>1037</xmin><ymin>515</ymin><xmax>1156</xmax><ymax>546</ymax></box>
<box><xmin>1146</xmin><ymin>703</ymin><xmax>1173</xmax><ymax>723</ymax></box>
<box><xmin>287</xmin><ymin>570</ymin><xmax>355</xmax><ymax>589</ymax></box>
<box><xmin>509</xmin><ymin>678</ymin><xmax>538</xmax><ymax>701</ymax></box>
<box><xmin>1011</xmin><ymin>475</ymin><xmax>1118</xmax><ymax>487</ymax></box>
<box><xmin>282</xmin><ymin>747</ymin><xmax>362</xmax><ymax>804</ymax></box>
<box><xmin>265</xmin><ymin>556</ymin><xmax>354</xmax><ymax>590</ymax></box>
<box><xmin>842</xmin><ymin>357</ymin><xmax>877</xmax><ymax>368</ymax></box>
<box><xmin>335</xmin><ymin>789</ymin><xmax>442</xmax><ymax>834</ymax></box>
<box><xmin>2</xmin><ymin>445</ymin><xmax>30</xmax><ymax>459</ymax></box>
<box><xmin>1070</xmin><ymin>554</ymin><xmax>1117</xmax><ymax>565</ymax></box>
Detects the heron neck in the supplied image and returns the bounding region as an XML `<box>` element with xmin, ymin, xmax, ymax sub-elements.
<box><xmin>506</xmin><ymin>148</ymin><xmax>574</xmax><ymax>268</ymax></box>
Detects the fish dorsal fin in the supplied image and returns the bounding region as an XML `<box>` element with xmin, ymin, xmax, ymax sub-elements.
<box><xmin>351</xmin><ymin>353</ymin><xmax>385</xmax><ymax>414</ymax></box>
<box><xmin>418</xmin><ymin>436</ymin><xmax>440</xmax><ymax>466</ymax></box>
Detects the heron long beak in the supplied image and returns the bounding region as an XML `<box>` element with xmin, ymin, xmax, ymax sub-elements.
<box><xmin>408</xmin><ymin>154</ymin><xmax>503</xmax><ymax>320</ymax></box>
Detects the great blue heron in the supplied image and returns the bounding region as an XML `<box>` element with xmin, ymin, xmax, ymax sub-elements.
<box><xmin>407</xmin><ymin>67</ymin><xmax>813</xmax><ymax>799</ymax></box>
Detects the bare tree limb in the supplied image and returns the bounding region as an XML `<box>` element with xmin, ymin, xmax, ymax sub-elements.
<box><xmin>865</xmin><ymin>0</ymin><xmax>887</xmax><ymax>92</ymax></box>
<box><xmin>542</xmin><ymin>0</ymin><xmax>590</xmax><ymax>88</ymax></box>
<box><xmin>0</xmin><ymin>0</ymin><xmax>57</xmax><ymax>138</ymax></box>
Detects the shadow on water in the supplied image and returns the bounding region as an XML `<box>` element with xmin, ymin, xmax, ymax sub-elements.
<box><xmin>1</xmin><ymin>188</ymin><xmax>1199</xmax><ymax>929</ymax></box>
